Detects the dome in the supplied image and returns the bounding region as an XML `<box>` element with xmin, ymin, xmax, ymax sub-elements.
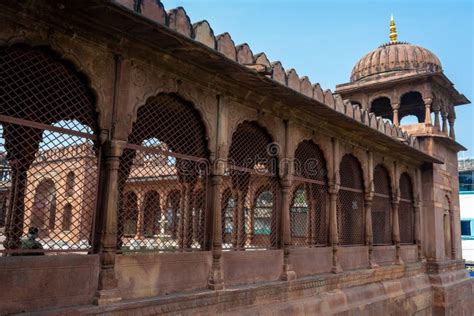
<box><xmin>350</xmin><ymin>41</ymin><xmax>442</xmax><ymax>82</ymax></box>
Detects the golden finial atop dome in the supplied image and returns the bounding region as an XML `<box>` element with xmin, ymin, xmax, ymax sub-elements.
<box><xmin>389</xmin><ymin>14</ymin><xmax>398</xmax><ymax>43</ymax></box>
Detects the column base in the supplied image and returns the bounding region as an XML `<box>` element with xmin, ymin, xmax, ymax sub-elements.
<box><xmin>369</xmin><ymin>260</ymin><xmax>379</xmax><ymax>269</ymax></box>
<box><xmin>208</xmin><ymin>273</ymin><xmax>225</xmax><ymax>290</ymax></box>
<box><xmin>93</xmin><ymin>289</ymin><xmax>122</xmax><ymax>306</ymax></box>
<box><xmin>208</xmin><ymin>260</ymin><xmax>225</xmax><ymax>290</ymax></box>
<box><xmin>332</xmin><ymin>264</ymin><xmax>343</xmax><ymax>274</ymax></box>
<box><xmin>281</xmin><ymin>264</ymin><xmax>297</xmax><ymax>281</ymax></box>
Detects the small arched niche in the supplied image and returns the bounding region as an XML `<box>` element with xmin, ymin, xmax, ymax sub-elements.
<box><xmin>370</xmin><ymin>97</ymin><xmax>393</xmax><ymax>121</ymax></box>
<box><xmin>399</xmin><ymin>92</ymin><xmax>425</xmax><ymax>124</ymax></box>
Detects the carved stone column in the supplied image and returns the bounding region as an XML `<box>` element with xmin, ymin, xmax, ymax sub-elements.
<box><xmin>3</xmin><ymin>163</ymin><xmax>29</xmax><ymax>251</ymax></box>
<box><xmin>280</xmin><ymin>178</ymin><xmax>296</xmax><ymax>281</ymax></box>
<box><xmin>441</xmin><ymin>111</ymin><xmax>448</xmax><ymax>135</ymax></box>
<box><xmin>365</xmin><ymin>193</ymin><xmax>378</xmax><ymax>268</ymax></box>
<box><xmin>424</xmin><ymin>98</ymin><xmax>432</xmax><ymax>126</ymax></box>
<box><xmin>329</xmin><ymin>185</ymin><xmax>342</xmax><ymax>273</ymax></box>
<box><xmin>94</xmin><ymin>139</ymin><xmax>125</xmax><ymax>305</ymax></box>
<box><xmin>208</xmin><ymin>173</ymin><xmax>224</xmax><ymax>290</ymax></box>
<box><xmin>448</xmin><ymin>115</ymin><xmax>456</xmax><ymax>139</ymax></box>
<box><xmin>391</xmin><ymin>198</ymin><xmax>404</xmax><ymax>265</ymax></box>
<box><xmin>434</xmin><ymin>109</ymin><xmax>441</xmax><ymax>130</ymax></box>
<box><xmin>135</xmin><ymin>191</ymin><xmax>145</xmax><ymax>239</ymax></box>
<box><xmin>3</xmin><ymin>125</ymin><xmax>41</xmax><ymax>252</ymax></box>
<box><xmin>413</xmin><ymin>198</ymin><xmax>425</xmax><ymax>262</ymax></box>
<box><xmin>392</xmin><ymin>103</ymin><xmax>400</xmax><ymax>127</ymax></box>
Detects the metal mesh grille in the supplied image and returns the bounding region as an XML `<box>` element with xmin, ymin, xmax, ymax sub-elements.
<box><xmin>372</xmin><ymin>165</ymin><xmax>392</xmax><ymax>245</ymax></box>
<box><xmin>117</xmin><ymin>94</ymin><xmax>209</xmax><ymax>252</ymax></box>
<box><xmin>291</xmin><ymin>140</ymin><xmax>328</xmax><ymax>247</ymax></box>
<box><xmin>222</xmin><ymin>121</ymin><xmax>279</xmax><ymax>250</ymax></box>
<box><xmin>399</xmin><ymin>173</ymin><xmax>414</xmax><ymax>244</ymax></box>
<box><xmin>337</xmin><ymin>154</ymin><xmax>364</xmax><ymax>245</ymax></box>
<box><xmin>0</xmin><ymin>45</ymin><xmax>99</xmax><ymax>254</ymax></box>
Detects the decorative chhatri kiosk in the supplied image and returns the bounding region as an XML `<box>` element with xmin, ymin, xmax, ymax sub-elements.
<box><xmin>0</xmin><ymin>1</ymin><xmax>471</xmax><ymax>315</ymax></box>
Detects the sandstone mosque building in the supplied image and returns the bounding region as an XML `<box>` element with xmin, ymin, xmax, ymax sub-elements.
<box><xmin>0</xmin><ymin>1</ymin><xmax>472</xmax><ymax>315</ymax></box>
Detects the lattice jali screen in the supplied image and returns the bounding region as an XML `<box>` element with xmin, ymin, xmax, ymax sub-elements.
<box><xmin>0</xmin><ymin>45</ymin><xmax>99</xmax><ymax>254</ymax></box>
<box><xmin>372</xmin><ymin>165</ymin><xmax>392</xmax><ymax>245</ymax></box>
<box><xmin>117</xmin><ymin>94</ymin><xmax>209</xmax><ymax>252</ymax></box>
<box><xmin>222</xmin><ymin>121</ymin><xmax>279</xmax><ymax>250</ymax></box>
<box><xmin>291</xmin><ymin>140</ymin><xmax>328</xmax><ymax>247</ymax></box>
<box><xmin>399</xmin><ymin>172</ymin><xmax>415</xmax><ymax>244</ymax></box>
<box><xmin>337</xmin><ymin>154</ymin><xmax>365</xmax><ymax>246</ymax></box>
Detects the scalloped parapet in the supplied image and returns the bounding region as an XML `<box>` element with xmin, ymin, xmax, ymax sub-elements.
<box><xmin>271</xmin><ymin>61</ymin><xmax>286</xmax><ymax>85</ymax></box>
<box><xmin>113</xmin><ymin>0</ymin><xmax>419</xmax><ymax>150</ymax></box>
<box><xmin>168</xmin><ymin>7</ymin><xmax>192</xmax><ymax>37</ymax></box>
<box><xmin>193</xmin><ymin>21</ymin><xmax>216</xmax><ymax>49</ymax></box>
<box><xmin>216</xmin><ymin>33</ymin><xmax>236</xmax><ymax>61</ymax></box>
<box><xmin>287</xmin><ymin>69</ymin><xmax>300</xmax><ymax>92</ymax></box>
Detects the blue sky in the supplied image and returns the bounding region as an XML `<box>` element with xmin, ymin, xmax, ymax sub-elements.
<box><xmin>163</xmin><ymin>0</ymin><xmax>473</xmax><ymax>157</ymax></box>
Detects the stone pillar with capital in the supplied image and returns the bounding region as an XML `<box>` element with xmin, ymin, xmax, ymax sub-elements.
<box><xmin>208</xmin><ymin>170</ymin><xmax>224</xmax><ymax>290</ymax></box>
<box><xmin>413</xmin><ymin>198</ymin><xmax>425</xmax><ymax>262</ymax></box>
<box><xmin>448</xmin><ymin>115</ymin><xmax>456</xmax><ymax>139</ymax></box>
<box><xmin>135</xmin><ymin>191</ymin><xmax>145</xmax><ymax>239</ymax></box>
<box><xmin>441</xmin><ymin>110</ymin><xmax>448</xmax><ymax>135</ymax></box>
<box><xmin>424</xmin><ymin>98</ymin><xmax>432</xmax><ymax>126</ymax></box>
<box><xmin>94</xmin><ymin>139</ymin><xmax>126</xmax><ymax>305</ymax></box>
<box><xmin>280</xmin><ymin>177</ymin><xmax>296</xmax><ymax>281</ymax></box>
<box><xmin>329</xmin><ymin>185</ymin><xmax>342</xmax><ymax>273</ymax></box>
<box><xmin>392</xmin><ymin>103</ymin><xmax>400</xmax><ymax>127</ymax></box>
<box><xmin>365</xmin><ymin>192</ymin><xmax>378</xmax><ymax>268</ymax></box>
<box><xmin>391</xmin><ymin>196</ymin><xmax>404</xmax><ymax>265</ymax></box>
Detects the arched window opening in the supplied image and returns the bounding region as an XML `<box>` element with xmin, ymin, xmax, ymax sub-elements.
<box><xmin>253</xmin><ymin>189</ymin><xmax>273</xmax><ymax>238</ymax></box>
<box><xmin>290</xmin><ymin>187</ymin><xmax>309</xmax><ymax>243</ymax></box>
<box><xmin>65</xmin><ymin>171</ymin><xmax>75</xmax><ymax>197</ymax></box>
<box><xmin>123</xmin><ymin>192</ymin><xmax>138</xmax><ymax>237</ymax></box>
<box><xmin>31</xmin><ymin>179</ymin><xmax>56</xmax><ymax>234</ymax></box>
<box><xmin>337</xmin><ymin>154</ymin><xmax>365</xmax><ymax>246</ymax></box>
<box><xmin>117</xmin><ymin>93</ymin><xmax>209</xmax><ymax>252</ymax></box>
<box><xmin>143</xmin><ymin>191</ymin><xmax>160</xmax><ymax>238</ymax></box>
<box><xmin>372</xmin><ymin>165</ymin><xmax>392</xmax><ymax>245</ymax></box>
<box><xmin>0</xmin><ymin>45</ymin><xmax>99</xmax><ymax>253</ymax></box>
<box><xmin>62</xmin><ymin>203</ymin><xmax>72</xmax><ymax>231</ymax></box>
<box><xmin>370</xmin><ymin>97</ymin><xmax>392</xmax><ymax>121</ymax></box>
<box><xmin>221</xmin><ymin>189</ymin><xmax>236</xmax><ymax>248</ymax></box>
<box><xmin>399</xmin><ymin>91</ymin><xmax>425</xmax><ymax>123</ymax></box>
<box><xmin>292</xmin><ymin>140</ymin><xmax>328</xmax><ymax>246</ymax></box>
<box><xmin>399</xmin><ymin>173</ymin><xmax>415</xmax><ymax>244</ymax></box>
<box><xmin>227</xmin><ymin>121</ymin><xmax>279</xmax><ymax>250</ymax></box>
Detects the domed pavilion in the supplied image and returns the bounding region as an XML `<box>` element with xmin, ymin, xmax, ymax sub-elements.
<box><xmin>336</xmin><ymin>16</ymin><xmax>469</xmax><ymax>136</ymax></box>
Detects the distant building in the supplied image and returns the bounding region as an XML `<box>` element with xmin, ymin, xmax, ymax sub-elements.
<box><xmin>460</xmin><ymin>158</ymin><xmax>474</xmax><ymax>263</ymax></box>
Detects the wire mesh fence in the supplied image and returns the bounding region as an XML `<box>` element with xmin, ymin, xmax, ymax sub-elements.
<box><xmin>221</xmin><ymin>121</ymin><xmax>279</xmax><ymax>250</ymax></box>
<box><xmin>291</xmin><ymin>140</ymin><xmax>328</xmax><ymax>247</ymax></box>
<box><xmin>0</xmin><ymin>45</ymin><xmax>99</xmax><ymax>254</ymax></box>
<box><xmin>117</xmin><ymin>93</ymin><xmax>209</xmax><ymax>252</ymax></box>
<box><xmin>372</xmin><ymin>165</ymin><xmax>392</xmax><ymax>245</ymax></box>
<box><xmin>337</xmin><ymin>154</ymin><xmax>365</xmax><ymax>246</ymax></box>
<box><xmin>399</xmin><ymin>173</ymin><xmax>415</xmax><ymax>244</ymax></box>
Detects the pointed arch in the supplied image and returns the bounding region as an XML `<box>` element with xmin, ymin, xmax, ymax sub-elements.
<box><xmin>0</xmin><ymin>44</ymin><xmax>100</xmax><ymax>252</ymax></box>
<box><xmin>337</xmin><ymin>154</ymin><xmax>365</xmax><ymax>245</ymax></box>
<box><xmin>291</xmin><ymin>140</ymin><xmax>329</xmax><ymax>246</ymax></box>
<box><xmin>372</xmin><ymin>164</ymin><xmax>392</xmax><ymax>245</ymax></box>
<box><xmin>399</xmin><ymin>172</ymin><xmax>415</xmax><ymax>244</ymax></box>
<box><xmin>227</xmin><ymin>121</ymin><xmax>279</xmax><ymax>249</ymax></box>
